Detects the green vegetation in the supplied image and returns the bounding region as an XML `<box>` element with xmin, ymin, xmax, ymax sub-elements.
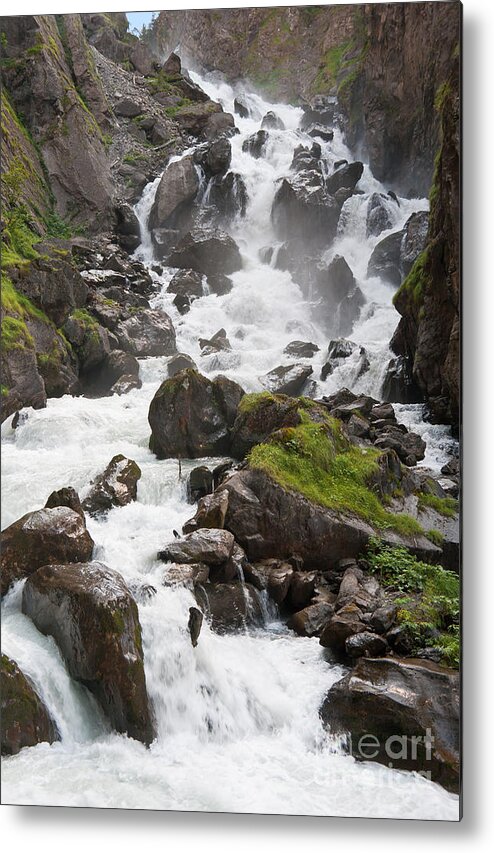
<box><xmin>44</xmin><ymin>212</ymin><xmax>74</xmax><ymax>239</ymax></box>
<box><xmin>314</xmin><ymin>41</ymin><xmax>353</xmax><ymax>92</ymax></box>
<box><xmin>393</xmin><ymin>249</ymin><xmax>431</xmax><ymax>309</ymax></box>
<box><xmin>426</xmin><ymin>529</ymin><xmax>444</xmax><ymax>547</ymax></box>
<box><xmin>247</xmin><ymin>403</ymin><xmax>423</xmax><ymax>536</ymax></box>
<box><xmin>1</xmin><ymin>315</ymin><xmax>34</xmax><ymax>353</ymax></box>
<box><xmin>0</xmin><ymin>274</ymin><xmax>51</xmax><ymax>355</ymax></box>
<box><xmin>418</xmin><ymin>493</ymin><xmax>459</xmax><ymax>518</ymax></box>
<box><xmin>366</xmin><ymin>538</ymin><xmax>460</xmax><ymax>667</ymax></box>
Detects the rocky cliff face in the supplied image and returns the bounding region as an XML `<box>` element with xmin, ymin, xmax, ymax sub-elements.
<box><xmin>150</xmin><ymin>3</ymin><xmax>460</xmax><ymax>196</ymax></box>
<box><xmin>391</xmin><ymin>61</ymin><xmax>460</xmax><ymax>429</ymax></box>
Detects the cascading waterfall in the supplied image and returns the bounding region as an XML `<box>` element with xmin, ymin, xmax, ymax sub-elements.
<box><xmin>1</xmin><ymin>71</ymin><xmax>458</xmax><ymax>818</ymax></box>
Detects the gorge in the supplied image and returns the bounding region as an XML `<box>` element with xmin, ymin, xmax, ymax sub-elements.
<box><xmin>1</xmin><ymin>7</ymin><xmax>460</xmax><ymax>819</ymax></box>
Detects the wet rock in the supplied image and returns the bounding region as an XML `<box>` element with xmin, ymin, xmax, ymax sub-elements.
<box><xmin>207</xmin><ymin>171</ymin><xmax>248</xmax><ymax>220</ymax></box>
<box><xmin>167</xmin><ymin>227</ymin><xmax>242</xmax><ymax>277</ymax></box>
<box><xmin>242</xmin><ymin>129</ymin><xmax>268</xmax><ymax>158</ymax></box>
<box><xmin>158</xmin><ymin>528</ymin><xmax>234</xmax><ymax>566</ymax></box>
<box><xmin>148</xmin><ymin>369</ymin><xmax>244</xmax><ymax>459</ymax></box>
<box><xmin>287</xmin><ymin>602</ymin><xmax>334</xmax><ymax>637</ymax></box>
<box><xmin>316</xmin><ymin>256</ymin><xmax>365</xmax><ymax>337</ymax></box>
<box><xmin>271</xmin><ymin>176</ymin><xmax>340</xmax><ymax>249</ymax></box>
<box><xmin>326</xmin><ymin>162</ymin><xmax>364</xmax><ymax>195</ymax></box>
<box><xmin>381</xmin><ymin>356</ymin><xmax>422</xmax><ymax>405</ymax></box>
<box><xmin>319</xmin><ymin>611</ymin><xmax>367</xmax><ymax>652</ymax></box>
<box><xmin>1</xmin><ymin>507</ymin><xmax>94</xmax><ymax>596</ymax></box>
<box><xmin>345</xmin><ymin>631</ymin><xmax>388</xmax><ymax>658</ymax></box>
<box><xmin>22</xmin><ymin>562</ymin><xmax>154</xmax><ymax>745</ymax></box>
<box><xmin>230</xmin><ymin>393</ymin><xmax>302</xmax><ymax>459</ymax></box>
<box><xmin>99</xmin><ymin>350</ymin><xmax>140</xmax><ymax>391</ymax></box>
<box><xmin>167</xmin><ymin>352</ymin><xmax>197</xmax><ymax>377</ymax></box>
<box><xmin>287</xmin><ymin>571</ymin><xmax>316</xmax><ymax>610</ymax></box>
<box><xmin>188</xmin><ymin>607</ymin><xmax>203</xmax><ymax>647</ymax></box>
<box><xmin>168</xmin><ymin>269</ymin><xmax>204</xmax><ymax>301</ymax></box>
<box><xmin>260</xmin><ymin>364</ymin><xmax>313</xmax><ymax>396</ymax></box>
<box><xmin>207</xmin><ymin>272</ymin><xmax>233</xmax><ymax>296</ymax></box>
<box><xmin>283</xmin><ymin>341</ymin><xmax>320</xmax><ymax>358</ymax></box>
<box><xmin>373</xmin><ymin>425</ymin><xmax>426</xmax><ymax>466</ymax></box>
<box><xmin>187</xmin><ymin>466</ymin><xmax>213</xmax><ymax>503</ymax></box>
<box><xmin>115</xmin><ymin>309</ymin><xmax>177</xmax><ymax>358</ymax></box>
<box><xmin>366</xmin><ymin>193</ymin><xmax>393</xmax><ymax>237</ymax></box>
<box><xmin>185</xmin><ymin>490</ymin><xmax>230</xmax><ymax>532</ymax></box>
<box><xmin>110</xmin><ymin>374</ymin><xmax>142</xmax><ymax>395</ymax></box>
<box><xmin>261</xmin><ymin>111</ymin><xmax>285</xmax><ymax>130</ymax></box>
<box><xmin>1</xmin><ymin>654</ymin><xmax>58</xmax><ymax>755</ymax></box>
<box><xmin>320</xmin><ymin>657</ymin><xmax>460</xmax><ymax>793</ymax></box>
<box><xmin>114</xmin><ymin>203</ymin><xmax>141</xmax><ymax>253</ymax></box>
<box><xmin>366</xmin><ymin>230</ymin><xmax>404</xmax><ymax>287</ymax></box>
<box><xmin>400</xmin><ymin>211</ymin><xmax>429</xmax><ymax>276</ymax></box>
<box><xmin>199</xmin><ymin>328</ymin><xmax>232</xmax><ymax>355</ymax></box>
<box><xmin>195</xmin><ymin>582</ymin><xmax>262</xmax><ymax>633</ymax></box>
<box><xmin>45</xmin><ymin>486</ymin><xmax>84</xmax><ymax>519</ymax></box>
<box><xmin>203</xmin><ymin>110</ymin><xmax>237</xmax><ymax>140</ymax></box>
<box><xmin>369</xmin><ymin>603</ymin><xmax>398</xmax><ymax>634</ymax></box>
<box><xmin>149</xmin><ymin>155</ymin><xmax>199</xmax><ymax>232</ymax></box>
<box><xmin>63</xmin><ymin>313</ymin><xmax>110</xmax><ymax>374</ymax></box>
<box><xmin>82</xmin><ymin>455</ymin><xmax>141</xmax><ymax>516</ymax></box>
<box><xmin>163</xmin><ymin>563</ymin><xmax>210</xmax><ymax>589</ymax></box>
<box><xmin>306</xmin><ymin>123</ymin><xmax>334</xmax><ymax>142</ymax></box>
<box><xmin>234</xmin><ymin>96</ymin><xmax>250</xmax><ymax>118</ymax></box>
<box><xmin>205</xmin><ymin>137</ymin><xmax>232</xmax><ymax>175</ymax></box>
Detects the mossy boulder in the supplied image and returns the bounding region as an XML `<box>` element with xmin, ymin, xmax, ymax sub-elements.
<box><xmin>1</xmin><ymin>506</ymin><xmax>94</xmax><ymax>596</ymax></box>
<box><xmin>148</xmin><ymin>368</ymin><xmax>244</xmax><ymax>459</ymax></box>
<box><xmin>1</xmin><ymin>654</ymin><xmax>58</xmax><ymax>755</ymax></box>
<box><xmin>230</xmin><ymin>392</ymin><xmax>302</xmax><ymax>459</ymax></box>
<box><xmin>22</xmin><ymin>561</ymin><xmax>154</xmax><ymax>745</ymax></box>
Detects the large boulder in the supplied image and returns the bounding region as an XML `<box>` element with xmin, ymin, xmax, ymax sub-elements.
<box><xmin>400</xmin><ymin>211</ymin><xmax>429</xmax><ymax>276</ymax></box>
<box><xmin>366</xmin><ymin>193</ymin><xmax>393</xmax><ymax>237</ymax></box>
<box><xmin>167</xmin><ymin>228</ymin><xmax>242</xmax><ymax>277</ymax></box>
<box><xmin>271</xmin><ymin>176</ymin><xmax>340</xmax><ymax>250</ymax></box>
<box><xmin>22</xmin><ymin>562</ymin><xmax>154</xmax><ymax>745</ymax></box>
<box><xmin>45</xmin><ymin>486</ymin><xmax>84</xmax><ymax>518</ymax></box>
<box><xmin>316</xmin><ymin>256</ymin><xmax>365</xmax><ymax>337</ymax></box>
<box><xmin>1</xmin><ymin>654</ymin><xmax>58</xmax><ymax>755</ymax></box>
<box><xmin>366</xmin><ymin>230</ymin><xmax>404</xmax><ymax>287</ymax></box>
<box><xmin>218</xmin><ymin>466</ymin><xmax>437</xmax><ymax>569</ymax></box>
<box><xmin>1</xmin><ymin>507</ymin><xmax>94</xmax><ymax>596</ymax></box>
<box><xmin>287</xmin><ymin>602</ymin><xmax>335</xmax><ymax>637</ymax></box>
<box><xmin>148</xmin><ymin>369</ymin><xmax>244</xmax><ymax>459</ymax></box>
<box><xmin>242</xmin><ymin>129</ymin><xmax>268</xmax><ymax>158</ymax></box>
<box><xmin>149</xmin><ymin>155</ymin><xmax>199</xmax><ymax>231</ymax></box>
<box><xmin>320</xmin><ymin>657</ymin><xmax>460</xmax><ymax>793</ymax></box>
<box><xmin>325</xmin><ymin>161</ymin><xmax>364</xmax><ymax>195</ymax></box>
<box><xmin>114</xmin><ymin>203</ymin><xmax>141</xmax><ymax>253</ymax></box>
<box><xmin>82</xmin><ymin>455</ymin><xmax>142</xmax><ymax>516</ymax></box>
<box><xmin>115</xmin><ymin>309</ymin><xmax>176</xmax><ymax>357</ymax></box>
<box><xmin>230</xmin><ymin>393</ymin><xmax>302</xmax><ymax>459</ymax></box>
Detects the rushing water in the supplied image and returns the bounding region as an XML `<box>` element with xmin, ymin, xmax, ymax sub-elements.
<box><xmin>1</xmin><ymin>72</ymin><xmax>459</xmax><ymax>818</ymax></box>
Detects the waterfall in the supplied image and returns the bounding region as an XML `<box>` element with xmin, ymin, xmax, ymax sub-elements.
<box><xmin>0</xmin><ymin>71</ymin><xmax>458</xmax><ymax>818</ymax></box>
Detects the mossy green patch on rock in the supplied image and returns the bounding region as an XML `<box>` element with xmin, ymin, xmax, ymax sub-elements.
<box><xmin>418</xmin><ymin>493</ymin><xmax>459</xmax><ymax>518</ymax></box>
<box><xmin>247</xmin><ymin>408</ymin><xmax>423</xmax><ymax>537</ymax></box>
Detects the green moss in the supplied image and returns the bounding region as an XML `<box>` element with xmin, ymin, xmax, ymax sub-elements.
<box><xmin>1</xmin><ymin>384</ymin><xmax>8</xmax><ymax>397</ymax></box>
<box><xmin>418</xmin><ymin>493</ymin><xmax>458</xmax><ymax>518</ymax></box>
<box><xmin>43</xmin><ymin>212</ymin><xmax>76</xmax><ymax>239</ymax></box>
<box><xmin>314</xmin><ymin>41</ymin><xmax>353</xmax><ymax>92</ymax></box>
<box><xmin>238</xmin><ymin>390</ymin><xmax>278</xmax><ymax>415</ymax></box>
<box><xmin>247</xmin><ymin>409</ymin><xmax>423</xmax><ymax>536</ymax></box>
<box><xmin>1</xmin><ymin>315</ymin><xmax>34</xmax><ymax>352</ymax></box>
<box><xmin>366</xmin><ymin>539</ymin><xmax>459</xmax><ymax>667</ymax></box>
<box><xmin>70</xmin><ymin>308</ymin><xmax>98</xmax><ymax>331</ymax></box>
<box><xmin>427</xmin><ymin>529</ymin><xmax>445</xmax><ymax>547</ymax></box>
<box><xmin>434</xmin><ymin>81</ymin><xmax>451</xmax><ymax>113</ymax></box>
<box><xmin>393</xmin><ymin>249</ymin><xmax>431</xmax><ymax>308</ymax></box>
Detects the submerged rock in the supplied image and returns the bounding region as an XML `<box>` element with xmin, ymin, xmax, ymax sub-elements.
<box><xmin>22</xmin><ymin>562</ymin><xmax>154</xmax><ymax>745</ymax></box>
<box><xmin>1</xmin><ymin>507</ymin><xmax>94</xmax><ymax>596</ymax></box>
<box><xmin>320</xmin><ymin>657</ymin><xmax>460</xmax><ymax>793</ymax></box>
<box><xmin>188</xmin><ymin>607</ymin><xmax>203</xmax><ymax>647</ymax></box>
<box><xmin>316</xmin><ymin>256</ymin><xmax>365</xmax><ymax>337</ymax></box>
<box><xmin>242</xmin><ymin>129</ymin><xmax>268</xmax><ymax>158</ymax></box>
<box><xmin>1</xmin><ymin>654</ymin><xmax>58</xmax><ymax>755</ymax></box>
